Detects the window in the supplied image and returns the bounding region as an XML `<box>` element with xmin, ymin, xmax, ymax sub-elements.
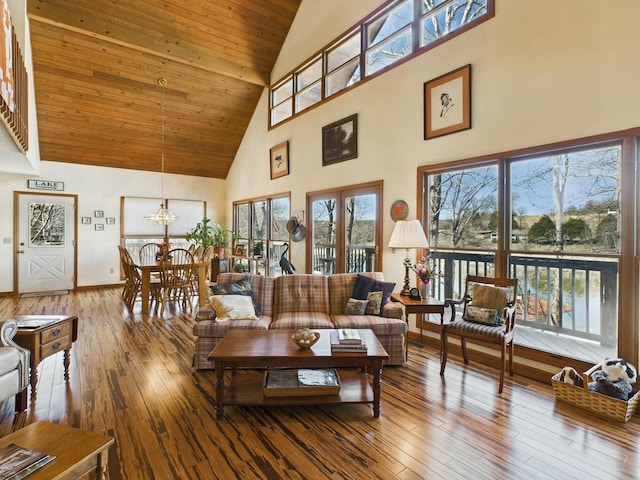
<box><xmin>418</xmin><ymin>133</ymin><xmax>637</xmax><ymax>367</ymax></box>
<box><xmin>121</xmin><ymin>197</ymin><xmax>205</xmax><ymax>261</ymax></box>
<box><xmin>270</xmin><ymin>0</ymin><xmax>493</xmax><ymax>127</ymax></box>
<box><xmin>232</xmin><ymin>194</ymin><xmax>291</xmax><ymax>276</ymax></box>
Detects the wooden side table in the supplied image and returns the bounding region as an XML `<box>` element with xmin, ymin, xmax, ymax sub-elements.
<box><xmin>13</xmin><ymin>315</ymin><xmax>79</xmax><ymax>399</ymax></box>
<box><xmin>391</xmin><ymin>293</ymin><xmax>445</xmax><ymax>358</ymax></box>
<box><xmin>0</xmin><ymin>421</ymin><xmax>114</xmax><ymax>479</ymax></box>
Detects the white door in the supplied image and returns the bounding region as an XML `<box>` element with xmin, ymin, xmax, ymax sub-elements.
<box><xmin>17</xmin><ymin>193</ymin><xmax>76</xmax><ymax>294</ymax></box>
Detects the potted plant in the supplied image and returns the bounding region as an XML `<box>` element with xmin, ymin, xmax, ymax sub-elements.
<box><xmin>212</xmin><ymin>223</ymin><xmax>232</xmax><ymax>259</ymax></box>
<box><xmin>253</xmin><ymin>241</ymin><xmax>264</xmax><ymax>258</ymax></box>
<box><xmin>185</xmin><ymin>218</ymin><xmax>215</xmax><ymax>250</ymax></box>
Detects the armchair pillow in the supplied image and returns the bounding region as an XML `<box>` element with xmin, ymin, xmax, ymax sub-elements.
<box><xmin>211</xmin><ymin>295</ymin><xmax>258</xmax><ymax>321</ymax></box>
<box><xmin>464</xmin><ymin>305</ymin><xmax>502</xmax><ymax>326</ymax></box>
<box><xmin>366</xmin><ymin>291</ymin><xmax>383</xmax><ymax>315</ymax></box>
<box><xmin>471</xmin><ymin>284</ymin><xmax>508</xmax><ymax>310</ymax></box>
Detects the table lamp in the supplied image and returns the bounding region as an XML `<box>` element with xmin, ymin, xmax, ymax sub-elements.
<box><xmin>388</xmin><ymin>219</ymin><xmax>429</xmax><ymax>295</ymax></box>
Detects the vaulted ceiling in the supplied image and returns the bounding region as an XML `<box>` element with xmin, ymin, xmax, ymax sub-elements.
<box><xmin>27</xmin><ymin>0</ymin><xmax>301</xmax><ymax>178</ymax></box>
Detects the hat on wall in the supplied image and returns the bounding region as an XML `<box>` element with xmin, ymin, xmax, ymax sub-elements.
<box><xmin>286</xmin><ymin>218</ymin><xmax>306</xmax><ymax>242</ymax></box>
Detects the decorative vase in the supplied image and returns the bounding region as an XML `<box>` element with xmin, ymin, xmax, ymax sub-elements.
<box><xmin>215</xmin><ymin>247</ymin><xmax>225</xmax><ymax>259</ymax></box>
<box><xmin>419</xmin><ymin>282</ymin><xmax>428</xmax><ymax>300</ymax></box>
<box><xmin>155</xmin><ymin>250</ymin><xmax>163</xmax><ymax>261</ymax></box>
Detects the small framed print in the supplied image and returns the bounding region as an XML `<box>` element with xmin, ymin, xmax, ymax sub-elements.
<box><xmin>233</xmin><ymin>244</ymin><xmax>246</xmax><ymax>256</ymax></box>
<box><xmin>95</xmin><ymin>224</ymin><xmax>104</xmax><ymax>231</ymax></box>
<box><xmin>270</xmin><ymin>141</ymin><xmax>289</xmax><ymax>179</ymax></box>
<box><xmin>94</xmin><ymin>210</ymin><xmax>104</xmax><ymax>218</ymax></box>
<box><xmin>106</xmin><ymin>217</ymin><xmax>116</xmax><ymax>225</ymax></box>
<box><xmin>322</xmin><ymin>114</ymin><xmax>358</xmax><ymax>166</ymax></box>
<box><xmin>424</xmin><ymin>64</ymin><xmax>471</xmax><ymax>139</ymax></box>
<box><xmin>81</xmin><ymin>217</ymin><xmax>91</xmax><ymax>224</ymax></box>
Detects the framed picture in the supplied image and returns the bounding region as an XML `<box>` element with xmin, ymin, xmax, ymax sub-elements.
<box><xmin>424</xmin><ymin>64</ymin><xmax>471</xmax><ymax>139</ymax></box>
<box><xmin>95</xmin><ymin>224</ymin><xmax>104</xmax><ymax>231</ymax></box>
<box><xmin>106</xmin><ymin>217</ymin><xmax>116</xmax><ymax>225</ymax></box>
<box><xmin>94</xmin><ymin>210</ymin><xmax>104</xmax><ymax>218</ymax></box>
<box><xmin>270</xmin><ymin>141</ymin><xmax>289</xmax><ymax>179</ymax></box>
<box><xmin>322</xmin><ymin>114</ymin><xmax>358</xmax><ymax>166</ymax></box>
<box><xmin>233</xmin><ymin>244</ymin><xmax>246</xmax><ymax>256</ymax></box>
<box><xmin>81</xmin><ymin>217</ymin><xmax>91</xmax><ymax>224</ymax></box>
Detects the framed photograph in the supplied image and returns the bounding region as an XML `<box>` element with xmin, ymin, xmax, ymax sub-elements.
<box><xmin>81</xmin><ymin>217</ymin><xmax>91</xmax><ymax>225</ymax></box>
<box><xmin>424</xmin><ymin>64</ymin><xmax>471</xmax><ymax>139</ymax></box>
<box><xmin>233</xmin><ymin>244</ymin><xmax>246</xmax><ymax>256</ymax></box>
<box><xmin>106</xmin><ymin>217</ymin><xmax>116</xmax><ymax>225</ymax></box>
<box><xmin>322</xmin><ymin>114</ymin><xmax>358</xmax><ymax>166</ymax></box>
<box><xmin>94</xmin><ymin>210</ymin><xmax>104</xmax><ymax>218</ymax></box>
<box><xmin>95</xmin><ymin>224</ymin><xmax>104</xmax><ymax>231</ymax></box>
<box><xmin>270</xmin><ymin>141</ymin><xmax>289</xmax><ymax>179</ymax></box>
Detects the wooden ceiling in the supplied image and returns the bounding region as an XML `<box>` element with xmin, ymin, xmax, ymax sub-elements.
<box><xmin>26</xmin><ymin>0</ymin><xmax>301</xmax><ymax>178</ymax></box>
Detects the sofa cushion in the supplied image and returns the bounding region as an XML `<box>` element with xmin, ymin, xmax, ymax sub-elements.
<box><xmin>193</xmin><ymin>317</ymin><xmax>272</xmax><ymax>337</ymax></box>
<box><xmin>270</xmin><ymin>312</ymin><xmax>334</xmax><ymax>329</ymax></box>
<box><xmin>331</xmin><ymin>315</ymin><xmax>407</xmax><ymax>336</ymax></box>
<box><xmin>345</xmin><ymin>298</ymin><xmax>368</xmax><ymax>315</ymax></box>
<box><xmin>273</xmin><ymin>275</ymin><xmax>330</xmax><ymax>315</ymax></box>
<box><xmin>211</xmin><ymin>295</ymin><xmax>258</xmax><ymax>321</ymax></box>
<box><xmin>328</xmin><ymin>272</ymin><xmax>384</xmax><ymax>316</ymax></box>
<box><xmin>210</xmin><ymin>277</ymin><xmax>261</xmax><ymax>316</ymax></box>
<box><xmin>216</xmin><ymin>273</ymin><xmax>274</xmax><ymax>317</ymax></box>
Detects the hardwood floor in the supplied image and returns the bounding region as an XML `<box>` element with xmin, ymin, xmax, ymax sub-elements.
<box><xmin>1</xmin><ymin>288</ymin><xmax>639</xmax><ymax>479</ymax></box>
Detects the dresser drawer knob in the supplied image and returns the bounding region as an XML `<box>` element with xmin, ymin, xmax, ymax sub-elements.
<box><xmin>52</xmin><ymin>328</ymin><xmax>61</xmax><ymax>336</ymax></box>
<box><xmin>52</xmin><ymin>342</ymin><xmax>61</xmax><ymax>350</ymax></box>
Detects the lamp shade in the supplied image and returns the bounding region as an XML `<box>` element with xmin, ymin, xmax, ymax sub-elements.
<box><xmin>388</xmin><ymin>219</ymin><xmax>429</xmax><ymax>249</ymax></box>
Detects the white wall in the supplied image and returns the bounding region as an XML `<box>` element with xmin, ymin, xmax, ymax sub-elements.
<box><xmin>226</xmin><ymin>0</ymin><xmax>640</xmax><ymax>286</ymax></box>
<box><xmin>0</xmin><ymin>162</ymin><xmax>225</xmax><ymax>292</ymax></box>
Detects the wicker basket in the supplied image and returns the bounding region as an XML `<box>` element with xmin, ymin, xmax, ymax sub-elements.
<box><xmin>551</xmin><ymin>364</ymin><xmax>640</xmax><ymax>422</ymax></box>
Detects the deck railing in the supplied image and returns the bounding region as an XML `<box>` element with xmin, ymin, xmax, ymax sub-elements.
<box><xmin>312</xmin><ymin>243</ymin><xmax>375</xmax><ymax>274</ymax></box>
<box><xmin>427</xmin><ymin>251</ymin><xmax>618</xmax><ymax>348</ymax></box>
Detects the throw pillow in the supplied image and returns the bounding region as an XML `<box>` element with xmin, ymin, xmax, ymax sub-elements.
<box><xmin>472</xmin><ymin>284</ymin><xmax>508</xmax><ymax>311</ymax></box>
<box><xmin>210</xmin><ymin>277</ymin><xmax>261</xmax><ymax>316</ymax></box>
<box><xmin>464</xmin><ymin>305</ymin><xmax>502</xmax><ymax>326</ymax></box>
<box><xmin>351</xmin><ymin>274</ymin><xmax>395</xmax><ymax>309</ymax></box>
<box><xmin>352</xmin><ymin>274</ymin><xmax>376</xmax><ymax>300</ymax></box>
<box><xmin>366</xmin><ymin>291</ymin><xmax>383</xmax><ymax>315</ymax></box>
<box><xmin>344</xmin><ymin>297</ymin><xmax>368</xmax><ymax>315</ymax></box>
<box><xmin>211</xmin><ymin>295</ymin><xmax>258</xmax><ymax>321</ymax></box>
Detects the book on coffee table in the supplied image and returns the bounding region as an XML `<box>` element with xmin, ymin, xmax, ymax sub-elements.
<box><xmin>263</xmin><ymin>369</ymin><xmax>341</xmax><ymax>397</ymax></box>
<box><xmin>0</xmin><ymin>443</ymin><xmax>55</xmax><ymax>480</ymax></box>
<box><xmin>330</xmin><ymin>331</ymin><xmax>368</xmax><ymax>352</ymax></box>
<box><xmin>337</xmin><ymin>328</ymin><xmax>363</xmax><ymax>344</ymax></box>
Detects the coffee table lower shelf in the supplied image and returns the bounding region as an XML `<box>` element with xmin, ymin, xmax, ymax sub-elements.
<box><xmin>224</xmin><ymin>371</ymin><xmax>374</xmax><ymax>407</ymax></box>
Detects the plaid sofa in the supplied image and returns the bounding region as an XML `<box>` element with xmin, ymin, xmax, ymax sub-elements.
<box><xmin>192</xmin><ymin>272</ymin><xmax>407</xmax><ymax>369</ymax></box>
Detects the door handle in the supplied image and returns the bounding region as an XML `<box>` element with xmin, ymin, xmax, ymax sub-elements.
<box><xmin>17</xmin><ymin>250</ymin><xmax>25</xmax><ymax>254</ymax></box>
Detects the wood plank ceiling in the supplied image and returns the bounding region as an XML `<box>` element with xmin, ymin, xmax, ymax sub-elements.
<box><xmin>26</xmin><ymin>0</ymin><xmax>301</xmax><ymax>179</ymax></box>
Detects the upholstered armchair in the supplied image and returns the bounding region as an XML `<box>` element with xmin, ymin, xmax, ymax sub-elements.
<box><xmin>440</xmin><ymin>275</ymin><xmax>518</xmax><ymax>394</ymax></box>
<box><xmin>0</xmin><ymin>319</ymin><xmax>30</xmax><ymax>412</ymax></box>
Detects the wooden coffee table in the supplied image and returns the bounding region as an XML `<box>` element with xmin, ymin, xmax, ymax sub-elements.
<box><xmin>0</xmin><ymin>421</ymin><xmax>114</xmax><ymax>479</ymax></box>
<box><xmin>208</xmin><ymin>329</ymin><xmax>389</xmax><ymax>420</ymax></box>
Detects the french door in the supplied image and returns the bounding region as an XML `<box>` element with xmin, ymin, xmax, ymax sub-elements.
<box><xmin>307</xmin><ymin>181</ymin><xmax>382</xmax><ymax>274</ymax></box>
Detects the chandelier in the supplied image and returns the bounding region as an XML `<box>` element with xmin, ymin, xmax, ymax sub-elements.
<box><xmin>145</xmin><ymin>78</ymin><xmax>178</xmax><ymax>226</ymax></box>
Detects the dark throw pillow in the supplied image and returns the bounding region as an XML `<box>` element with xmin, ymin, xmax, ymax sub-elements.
<box><xmin>351</xmin><ymin>274</ymin><xmax>395</xmax><ymax>314</ymax></box>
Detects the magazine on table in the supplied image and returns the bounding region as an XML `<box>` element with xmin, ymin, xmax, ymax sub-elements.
<box><xmin>0</xmin><ymin>443</ymin><xmax>55</xmax><ymax>480</ymax></box>
<box><xmin>337</xmin><ymin>328</ymin><xmax>363</xmax><ymax>344</ymax></box>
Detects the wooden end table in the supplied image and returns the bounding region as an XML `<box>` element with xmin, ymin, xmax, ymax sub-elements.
<box><xmin>391</xmin><ymin>293</ymin><xmax>445</xmax><ymax>357</ymax></box>
<box><xmin>0</xmin><ymin>421</ymin><xmax>114</xmax><ymax>480</ymax></box>
<box><xmin>208</xmin><ymin>329</ymin><xmax>388</xmax><ymax>420</ymax></box>
<box><xmin>14</xmin><ymin>315</ymin><xmax>79</xmax><ymax>399</ymax></box>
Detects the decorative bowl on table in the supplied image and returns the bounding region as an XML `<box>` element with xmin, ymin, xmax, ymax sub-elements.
<box><xmin>292</xmin><ymin>328</ymin><xmax>320</xmax><ymax>350</ymax></box>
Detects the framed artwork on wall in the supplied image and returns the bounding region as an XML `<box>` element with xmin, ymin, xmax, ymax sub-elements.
<box><xmin>94</xmin><ymin>210</ymin><xmax>104</xmax><ymax>218</ymax></box>
<box><xmin>95</xmin><ymin>224</ymin><xmax>104</xmax><ymax>231</ymax></box>
<box><xmin>106</xmin><ymin>217</ymin><xmax>116</xmax><ymax>225</ymax></box>
<box><xmin>424</xmin><ymin>64</ymin><xmax>471</xmax><ymax>139</ymax></box>
<box><xmin>81</xmin><ymin>217</ymin><xmax>91</xmax><ymax>224</ymax></box>
<box><xmin>270</xmin><ymin>141</ymin><xmax>289</xmax><ymax>179</ymax></box>
<box><xmin>322</xmin><ymin>114</ymin><xmax>358</xmax><ymax>166</ymax></box>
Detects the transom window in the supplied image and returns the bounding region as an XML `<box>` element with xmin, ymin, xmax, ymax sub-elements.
<box><xmin>270</xmin><ymin>0</ymin><xmax>493</xmax><ymax>127</ymax></box>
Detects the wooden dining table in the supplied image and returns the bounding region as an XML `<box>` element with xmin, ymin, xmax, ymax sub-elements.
<box><xmin>136</xmin><ymin>258</ymin><xmax>209</xmax><ymax>314</ymax></box>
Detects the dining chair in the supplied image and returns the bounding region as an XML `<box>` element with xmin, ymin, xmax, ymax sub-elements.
<box><xmin>119</xmin><ymin>245</ymin><xmax>160</xmax><ymax>310</ymax></box>
<box><xmin>440</xmin><ymin>275</ymin><xmax>518</xmax><ymax>394</ymax></box>
<box><xmin>139</xmin><ymin>242</ymin><xmax>158</xmax><ymax>264</ymax></box>
<box><xmin>157</xmin><ymin>248</ymin><xmax>196</xmax><ymax>315</ymax></box>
